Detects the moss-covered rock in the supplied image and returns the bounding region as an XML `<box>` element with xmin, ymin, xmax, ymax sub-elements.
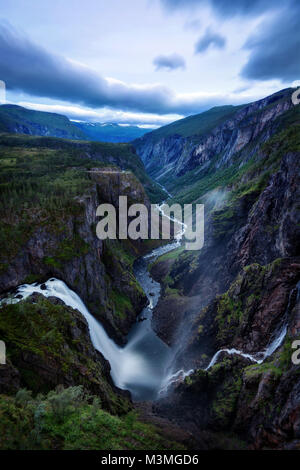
<box><xmin>0</xmin><ymin>385</ymin><xmax>186</xmax><ymax>450</ymax></box>
<box><xmin>0</xmin><ymin>294</ymin><xmax>130</xmax><ymax>415</ymax></box>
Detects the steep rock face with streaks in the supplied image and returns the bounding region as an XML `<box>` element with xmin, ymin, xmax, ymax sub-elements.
<box><xmin>156</xmin><ymin>287</ymin><xmax>300</xmax><ymax>449</ymax></box>
<box><xmin>134</xmin><ymin>89</ymin><xmax>294</xmax><ymax>185</ymax></box>
<box><xmin>150</xmin><ymin>100</ymin><xmax>300</xmax><ymax>449</ymax></box>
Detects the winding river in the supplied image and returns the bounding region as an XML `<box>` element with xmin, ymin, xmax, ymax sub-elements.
<box><xmin>0</xmin><ymin>196</ymin><xmax>292</xmax><ymax>401</ymax></box>
<box><xmin>3</xmin><ymin>239</ymin><xmax>183</xmax><ymax>401</ymax></box>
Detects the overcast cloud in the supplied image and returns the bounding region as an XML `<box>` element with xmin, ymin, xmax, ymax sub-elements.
<box><xmin>0</xmin><ymin>0</ymin><xmax>297</xmax><ymax>126</ymax></box>
<box><xmin>195</xmin><ymin>28</ymin><xmax>226</xmax><ymax>53</ymax></box>
<box><xmin>153</xmin><ymin>53</ymin><xmax>186</xmax><ymax>71</ymax></box>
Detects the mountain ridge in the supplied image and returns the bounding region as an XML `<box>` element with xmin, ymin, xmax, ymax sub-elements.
<box><xmin>0</xmin><ymin>104</ymin><xmax>153</xmax><ymax>143</ymax></box>
<box><xmin>133</xmin><ymin>88</ymin><xmax>295</xmax><ymax>202</ymax></box>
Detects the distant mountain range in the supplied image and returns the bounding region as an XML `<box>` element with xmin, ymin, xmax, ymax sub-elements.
<box><xmin>73</xmin><ymin>121</ymin><xmax>152</xmax><ymax>143</ymax></box>
<box><xmin>0</xmin><ymin>104</ymin><xmax>154</xmax><ymax>142</ymax></box>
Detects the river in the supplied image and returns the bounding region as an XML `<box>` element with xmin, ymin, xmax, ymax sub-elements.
<box><xmin>0</xmin><ymin>197</ymin><xmax>291</xmax><ymax>401</ymax></box>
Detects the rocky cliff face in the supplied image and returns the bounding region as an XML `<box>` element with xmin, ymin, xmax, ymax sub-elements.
<box><xmin>151</xmin><ymin>136</ymin><xmax>300</xmax><ymax>349</ymax></box>
<box><xmin>134</xmin><ymin>89</ymin><xmax>294</xmax><ymax>186</ymax></box>
<box><xmin>0</xmin><ymin>169</ymin><xmax>149</xmax><ymax>344</ymax></box>
<box><xmin>0</xmin><ymin>104</ymin><xmax>86</xmax><ymax>140</ymax></box>
<box><xmin>156</xmin><ymin>284</ymin><xmax>300</xmax><ymax>449</ymax></box>
<box><xmin>0</xmin><ymin>293</ymin><xmax>130</xmax><ymax>414</ymax></box>
<box><xmin>150</xmin><ymin>101</ymin><xmax>300</xmax><ymax>449</ymax></box>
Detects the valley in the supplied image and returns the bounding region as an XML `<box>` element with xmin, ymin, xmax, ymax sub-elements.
<box><xmin>0</xmin><ymin>88</ymin><xmax>299</xmax><ymax>450</ymax></box>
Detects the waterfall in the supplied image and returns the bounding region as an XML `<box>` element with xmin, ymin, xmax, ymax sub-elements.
<box><xmin>2</xmin><ymin>278</ymin><xmax>165</xmax><ymax>395</ymax></box>
<box><xmin>2</xmin><ymin>279</ymin><xmax>124</xmax><ymax>386</ymax></box>
<box><xmin>0</xmin><ymin>201</ymin><xmax>187</xmax><ymax>401</ymax></box>
<box><xmin>161</xmin><ymin>284</ymin><xmax>299</xmax><ymax>393</ymax></box>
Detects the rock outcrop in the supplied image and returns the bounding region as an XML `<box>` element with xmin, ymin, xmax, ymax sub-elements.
<box><xmin>0</xmin><ymin>169</ymin><xmax>149</xmax><ymax>343</ymax></box>
<box><xmin>0</xmin><ymin>293</ymin><xmax>131</xmax><ymax>414</ymax></box>
<box><xmin>156</xmin><ymin>288</ymin><xmax>300</xmax><ymax>449</ymax></box>
<box><xmin>149</xmin><ymin>94</ymin><xmax>300</xmax><ymax>449</ymax></box>
<box><xmin>134</xmin><ymin>89</ymin><xmax>294</xmax><ymax>184</ymax></box>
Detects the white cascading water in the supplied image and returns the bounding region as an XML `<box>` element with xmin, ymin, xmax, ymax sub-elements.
<box><xmin>0</xmin><ymin>199</ymin><xmax>187</xmax><ymax>401</ymax></box>
<box><xmin>1</xmin><ymin>186</ymin><xmax>294</xmax><ymax>399</ymax></box>
<box><xmin>2</xmin><ymin>277</ymin><xmax>167</xmax><ymax>399</ymax></box>
<box><xmin>160</xmin><ymin>281</ymin><xmax>299</xmax><ymax>395</ymax></box>
<box><xmin>160</xmin><ymin>324</ymin><xmax>289</xmax><ymax>394</ymax></box>
<box><xmin>162</xmin><ymin>294</ymin><xmax>294</xmax><ymax>392</ymax></box>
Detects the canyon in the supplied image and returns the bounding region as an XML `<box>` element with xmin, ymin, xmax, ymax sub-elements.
<box><xmin>0</xmin><ymin>88</ymin><xmax>299</xmax><ymax>449</ymax></box>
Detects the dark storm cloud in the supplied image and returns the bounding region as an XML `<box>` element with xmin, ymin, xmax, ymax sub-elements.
<box><xmin>160</xmin><ymin>0</ymin><xmax>299</xmax><ymax>83</ymax></box>
<box><xmin>0</xmin><ymin>22</ymin><xmax>239</xmax><ymax>115</ymax></box>
<box><xmin>0</xmin><ymin>22</ymin><xmax>175</xmax><ymax>114</ymax></box>
<box><xmin>160</xmin><ymin>0</ymin><xmax>284</xmax><ymax>17</ymax></box>
<box><xmin>195</xmin><ymin>29</ymin><xmax>226</xmax><ymax>53</ymax></box>
<box><xmin>153</xmin><ymin>53</ymin><xmax>186</xmax><ymax>71</ymax></box>
<box><xmin>241</xmin><ymin>3</ymin><xmax>300</xmax><ymax>82</ymax></box>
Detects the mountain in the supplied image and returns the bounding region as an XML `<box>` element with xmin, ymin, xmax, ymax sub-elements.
<box><xmin>0</xmin><ymin>132</ymin><xmax>166</xmax><ymax>341</ymax></box>
<box><xmin>0</xmin><ymin>128</ymin><xmax>190</xmax><ymax>450</ymax></box>
<box><xmin>135</xmin><ymin>104</ymin><xmax>242</xmax><ymax>142</ymax></box>
<box><xmin>0</xmin><ymin>104</ymin><xmax>86</xmax><ymax>140</ymax></box>
<box><xmin>0</xmin><ymin>104</ymin><xmax>154</xmax><ymax>143</ymax></box>
<box><xmin>74</xmin><ymin>121</ymin><xmax>153</xmax><ymax>143</ymax></box>
<box><xmin>133</xmin><ymin>88</ymin><xmax>295</xmax><ymax>203</ymax></box>
<box><xmin>0</xmin><ymin>88</ymin><xmax>299</xmax><ymax>450</ymax></box>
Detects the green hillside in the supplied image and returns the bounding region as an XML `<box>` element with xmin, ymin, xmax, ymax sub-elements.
<box><xmin>0</xmin><ymin>105</ymin><xmax>86</xmax><ymax>139</ymax></box>
<box><xmin>0</xmin><ymin>133</ymin><xmax>165</xmax><ymax>207</ymax></box>
<box><xmin>171</xmin><ymin>104</ymin><xmax>300</xmax><ymax>205</ymax></box>
<box><xmin>134</xmin><ymin>105</ymin><xmax>244</xmax><ymax>144</ymax></box>
<box><xmin>74</xmin><ymin>122</ymin><xmax>152</xmax><ymax>143</ymax></box>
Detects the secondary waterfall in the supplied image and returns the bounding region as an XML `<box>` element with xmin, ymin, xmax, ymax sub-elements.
<box><xmin>1</xmin><ymin>201</ymin><xmax>186</xmax><ymax>401</ymax></box>
<box><xmin>2</xmin><ymin>274</ymin><xmax>169</xmax><ymax>401</ymax></box>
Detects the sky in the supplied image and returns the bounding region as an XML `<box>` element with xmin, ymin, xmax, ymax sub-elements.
<box><xmin>0</xmin><ymin>0</ymin><xmax>299</xmax><ymax>127</ymax></box>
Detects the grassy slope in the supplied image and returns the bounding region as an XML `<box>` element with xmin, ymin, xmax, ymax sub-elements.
<box><xmin>74</xmin><ymin>122</ymin><xmax>152</xmax><ymax>143</ymax></box>
<box><xmin>134</xmin><ymin>105</ymin><xmax>243</xmax><ymax>144</ymax></box>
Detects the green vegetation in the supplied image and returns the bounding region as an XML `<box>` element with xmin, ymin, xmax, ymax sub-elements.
<box><xmin>164</xmin><ymin>104</ymin><xmax>300</xmax><ymax>207</ymax></box>
<box><xmin>0</xmin><ymin>385</ymin><xmax>185</xmax><ymax>450</ymax></box>
<box><xmin>135</xmin><ymin>105</ymin><xmax>243</xmax><ymax>143</ymax></box>
<box><xmin>209</xmin><ymin>260</ymin><xmax>283</xmax><ymax>344</ymax></box>
<box><xmin>148</xmin><ymin>245</ymin><xmax>185</xmax><ymax>272</ymax></box>
<box><xmin>110</xmin><ymin>289</ymin><xmax>133</xmax><ymax>320</ymax></box>
<box><xmin>0</xmin><ymin>132</ymin><xmax>163</xmax><ymax>263</ymax></box>
<box><xmin>0</xmin><ymin>296</ymin><xmax>120</xmax><ymax>398</ymax></box>
<box><xmin>244</xmin><ymin>334</ymin><xmax>300</xmax><ymax>380</ymax></box>
<box><xmin>44</xmin><ymin>236</ymin><xmax>90</xmax><ymax>270</ymax></box>
<box><xmin>0</xmin><ymin>104</ymin><xmax>86</xmax><ymax>139</ymax></box>
<box><xmin>212</xmin><ymin>374</ymin><xmax>242</xmax><ymax>425</ymax></box>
